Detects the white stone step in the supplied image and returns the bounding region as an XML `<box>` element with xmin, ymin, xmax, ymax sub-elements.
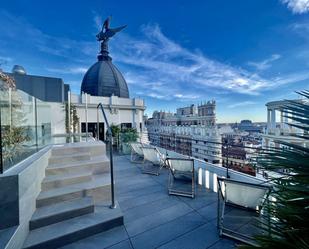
<box><xmin>23</xmin><ymin>203</ymin><xmax>123</xmax><ymax>249</ymax></box>
<box><xmin>42</xmin><ymin>172</ymin><xmax>93</xmax><ymax>191</ymax></box>
<box><xmin>46</xmin><ymin>156</ymin><xmax>110</xmax><ymax>175</ymax></box>
<box><xmin>48</xmin><ymin>152</ymin><xmax>91</xmax><ymax>165</ymax></box>
<box><xmin>36</xmin><ymin>175</ymin><xmax>111</xmax><ymax>208</ymax></box>
<box><xmin>51</xmin><ymin>142</ymin><xmax>106</xmax><ymax>157</ymax></box>
<box><xmin>30</xmin><ymin>197</ymin><xmax>94</xmax><ymax>230</ymax></box>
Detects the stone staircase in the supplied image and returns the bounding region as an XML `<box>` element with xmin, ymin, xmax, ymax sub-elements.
<box><xmin>22</xmin><ymin>142</ymin><xmax>123</xmax><ymax>249</ymax></box>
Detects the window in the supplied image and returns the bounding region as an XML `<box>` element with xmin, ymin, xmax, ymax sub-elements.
<box><xmin>121</xmin><ymin>123</ymin><xmax>132</xmax><ymax>130</ymax></box>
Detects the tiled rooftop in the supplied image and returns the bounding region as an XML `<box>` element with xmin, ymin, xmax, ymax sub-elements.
<box><xmin>61</xmin><ymin>155</ymin><xmax>240</xmax><ymax>249</ymax></box>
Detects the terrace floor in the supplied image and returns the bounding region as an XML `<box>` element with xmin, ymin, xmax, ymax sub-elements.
<box><xmin>61</xmin><ymin>155</ymin><xmax>241</xmax><ymax>249</ymax></box>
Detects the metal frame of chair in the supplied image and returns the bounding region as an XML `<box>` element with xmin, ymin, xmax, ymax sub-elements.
<box><xmin>166</xmin><ymin>157</ymin><xmax>195</xmax><ymax>198</ymax></box>
<box><xmin>217</xmin><ymin>176</ymin><xmax>272</xmax><ymax>246</ymax></box>
<box><xmin>141</xmin><ymin>147</ymin><xmax>165</xmax><ymax>176</ymax></box>
<box><xmin>130</xmin><ymin>142</ymin><xmax>144</xmax><ymax>163</ymax></box>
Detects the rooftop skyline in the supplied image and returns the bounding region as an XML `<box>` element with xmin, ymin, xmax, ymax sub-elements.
<box><xmin>0</xmin><ymin>0</ymin><xmax>308</xmax><ymax>122</ymax></box>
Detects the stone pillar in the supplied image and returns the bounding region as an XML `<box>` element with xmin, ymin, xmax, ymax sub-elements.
<box><xmin>271</xmin><ymin>109</ymin><xmax>276</xmax><ymax>130</ymax></box>
<box><xmin>267</xmin><ymin>108</ymin><xmax>271</xmax><ymax>130</ymax></box>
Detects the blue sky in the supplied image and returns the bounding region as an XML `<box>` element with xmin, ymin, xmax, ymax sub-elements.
<box><xmin>0</xmin><ymin>0</ymin><xmax>309</xmax><ymax>122</ymax></box>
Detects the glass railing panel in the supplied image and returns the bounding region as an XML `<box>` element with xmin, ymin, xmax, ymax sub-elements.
<box><xmin>0</xmin><ymin>86</ymin><xmax>98</xmax><ymax>173</ymax></box>
<box><xmin>36</xmin><ymin>98</ymin><xmax>52</xmax><ymax>149</ymax></box>
<box><xmin>1</xmin><ymin>89</ymin><xmax>37</xmax><ymax>171</ymax></box>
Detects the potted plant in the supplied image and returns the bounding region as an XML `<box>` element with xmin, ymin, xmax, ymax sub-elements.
<box><xmin>120</xmin><ymin>128</ymin><xmax>138</xmax><ymax>154</ymax></box>
<box><xmin>110</xmin><ymin>124</ymin><xmax>120</xmax><ymax>149</ymax></box>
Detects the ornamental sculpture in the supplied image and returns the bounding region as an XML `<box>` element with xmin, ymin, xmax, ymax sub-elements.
<box><xmin>96</xmin><ymin>16</ymin><xmax>126</xmax><ymax>60</ymax></box>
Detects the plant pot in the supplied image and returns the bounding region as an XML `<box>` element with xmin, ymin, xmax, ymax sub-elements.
<box><xmin>121</xmin><ymin>143</ymin><xmax>131</xmax><ymax>155</ymax></box>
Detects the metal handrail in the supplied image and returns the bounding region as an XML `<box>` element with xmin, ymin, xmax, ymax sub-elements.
<box><xmin>97</xmin><ymin>103</ymin><xmax>116</xmax><ymax>209</ymax></box>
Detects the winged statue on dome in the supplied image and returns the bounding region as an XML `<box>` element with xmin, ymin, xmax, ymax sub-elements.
<box><xmin>96</xmin><ymin>16</ymin><xmax>127</xmax><ymax>42</ymax></box>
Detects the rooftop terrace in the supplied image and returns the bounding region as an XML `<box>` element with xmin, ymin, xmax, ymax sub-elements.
<box><xmin>60</xmin><ymin>155</ymin><xmax>244</xmax><ymax>249</ymax></box>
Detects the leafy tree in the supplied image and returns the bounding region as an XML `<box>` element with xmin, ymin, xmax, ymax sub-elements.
<box><xmin>240</xmin><ymin>91</ymin><xmax>309</xmax><ymax>249</ymax></box>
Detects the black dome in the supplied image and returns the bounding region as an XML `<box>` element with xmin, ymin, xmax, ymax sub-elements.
<box><xmin>81</xmin><ymin>60</ymin><xmax>129</xmax><ymax>98</ymax></box>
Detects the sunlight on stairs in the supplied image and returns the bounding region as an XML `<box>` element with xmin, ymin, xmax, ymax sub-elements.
<box><xmin>22</xmin><ymin>142</ymin><xmax>123</xmax><ymax>249</ymax></box>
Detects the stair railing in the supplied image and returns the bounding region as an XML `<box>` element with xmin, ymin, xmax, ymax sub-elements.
<box><xmin>96</xmin><ymin>103</ymin><xmax>116</xmax><ymax>209</ymax></box>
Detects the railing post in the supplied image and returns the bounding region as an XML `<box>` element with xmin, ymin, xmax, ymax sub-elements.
<box><xmin>68</xmin><ymin>91</ymin><xmax>71</xmax><ymax>142</ymax></box>
<box><xmin>108</xmin><ymin>130</ymin><xmax>116</xmax><ymax>209</ymax></box>
<box><xmin>34</xmin><ymin>98</ymin><xmax>38</xmax><ymax>151</ymax></box>
<box><xmin>97</xmin><ymin>103</ymin><xmax>116</xmax><ymax>209</ymax></box>
<box><xmin>226</xmin><ymin>142</ymin><xmax>230</xmax><ymax>178</ymax></box>
<box><xmin>85</xmin><ymin>93</ymin><xmax>88</xmax><ymax>142</ymax></box>
<box><xmin>96</xmin><ymin>108</ymin><xmax>99</xmax><ymax>141</ymax></box>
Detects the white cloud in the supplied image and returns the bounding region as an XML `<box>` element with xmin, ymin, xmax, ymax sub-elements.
<box><xmin>0</xmin><ymin>56</ymin><xmax>13</xmax><ymax>69</ymax></box>
<box><xmin>111</xmin><ymin>24</ymin><xmax>302</xmax><ymax>97</ymax></box>
<box><xmin>93</xmin><ymin>14</ymin><xmax>103</xmax><ymax>30</ymax></box>
<box><xmin>0</xmin><ymin>10</ymin><xmax>307</xmax><ymax>102</ymax></box>
<box><xmin>0</xmin><ymin>10</ymin><xmax>97</xmax><ymax>61</ymax></box>
<box><xmin>228</xmin><ymin>101</ymin><xmax>256</xmax><ymax>108</ymax></box>
<box><xmin>281</xmin><ymin>0</ymin><xmax>309</xmax><ymax>14</ymax></box>
<box><xmin>173</xmin><ymin>93</ymin><xmax>200</xmax><ymax>100</ymax></box>
<box><xmin>46</xmin><ymin>67</ymin><xmax>88</xmax><ymax>74</ymax></box>
<box><xmin>248</xmin><ymin>54</ymin><xmax>281</xmax><ymax>71</ymax></box>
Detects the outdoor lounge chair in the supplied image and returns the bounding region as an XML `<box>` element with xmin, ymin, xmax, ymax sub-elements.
<box><xmin>141</xmin><ymin>147</ymin><xmax>165</xmax><ymax>175</ymax></box>
<box><xmin>217</xmin><ymin>177</ymin><xmax>272</xmax><ymax>246</ymax></box>
<box><xmin>166</xmin><ymin>158</ymin><xmax>195</xmax><ymax>198</ymax></box>
<box><xmin>130</xmin><ymin>142</ymin><xmax>144</xmax><ymax>163</ymax></box>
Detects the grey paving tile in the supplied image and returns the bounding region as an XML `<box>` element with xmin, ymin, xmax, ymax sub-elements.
<box><xmin>116</xmin><ymin>184</ymin><xmax>165</xmax><ymax>202</ymax></box>
<box><xmin>177</xmin><ymin>188</ymin><xmax>217</xmax><ymax>210</ymax></box>
<box><xmin>208</xmin><ymin>238</ymin><xmax>238</xmax><ymax>249</ymax></box>
<box><xmin>124</xmin><ymin>195</ymin><xmax>181</xmax><ymax>223</ymax></box>
<box><xmin>236</xmin><ymin>218</ymin><xmax>263</xmax><ymax>237</ymax></box>
<box><xmin>116</xmin><ymin>181</ymin><xmax>158</xmax><ymax>195</ymax></box>
<box><xmin>60</xmin><ymin>226</ymin><xmax>128</xmax><ymax>249</ymax></box>
<box><xmin>157</xmin><ymin>222</ymin><xmax>220</xmax><ymax>249</ymax></box>
<box><xmin>116</xmin><ymin>178</ymin><xmax>156</xmax><ymax>191</ymax></box>
<box><xmin>125</xmin><ymin>202</ymin><xmax>193</xmax><ymax>237</ymax></box>
<box><xmin>222</xmin><ymin>208</ymin><xmax>257</xmax><ymax>231</ymax></box>
<box><xmin>131</xmin><ymin>211</ymin><xmax>207</xmax><ymax>249</ymax></box>
<box><xmin>120</xmin><ymin>189</ymin><xmax>173</xmax><ymax>212</ymax></box>
<box><xmin>196</xmin><ymin>202</ymin><xmax>218</xmax><ymax>221</ymax></box>
<box><xmin>106</xmin><ymin>239</ymin><xmax>133</xmax><ymax>249</ymax></box>
<box><xmin>115</xmin><ymin>170</ymin><xmax>143</xmax><ymax>180</ymax></box>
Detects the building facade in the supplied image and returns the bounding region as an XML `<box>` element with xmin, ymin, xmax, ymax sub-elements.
<box><xmin>148</xmin><ymin>101</ymin><xmax>216</xmax><ymax>127</ymax></box>
<box><xmin>71</xmin><ymin>93</ymin><xmax>145</xmax><ymax>140</ymax></box>
<box><xmin>4</xmin><ymin>65</ymin><xmax>70</xmax><ymax>103</ymax></box>
<box><xmin>147</xmin><ymin>101</ymin><xmax>221</xmax><ymax>164</ymax></box>
<box><xmin>262</xmin><ymin>99</ymin><xmax>308</xmax><ymax>149</ymax></box>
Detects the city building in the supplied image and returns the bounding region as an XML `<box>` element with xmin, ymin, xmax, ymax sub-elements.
<box><xmin>148</xmin><ymin>101</ymin><xmax>216</xmax><ymax>127</ymax></box>
<box><xmin>237</xmin><ymin>119</ymin><xmax>263</xmax><ymax>133</ymax></box>
<box><xmin>262</xmin><ymin>99</ymin><xmax>308</xmax><ymax>149</ymax></box>
<box><xmin>5</xmin><ymin>65</ymin><xmax>70</xmax><ymax>103</ymax></box>
<box><xmin>147</xmin><ymin>101</ymin><xmax>221</xmax><ymax>164</ymax></box>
